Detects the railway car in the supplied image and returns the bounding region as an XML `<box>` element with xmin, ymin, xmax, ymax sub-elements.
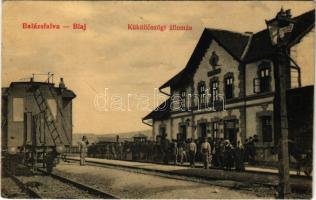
<box><xmin>2</xmin><ymin>74</ymin><xmax>76</xmax><ymax>173</ymax></box>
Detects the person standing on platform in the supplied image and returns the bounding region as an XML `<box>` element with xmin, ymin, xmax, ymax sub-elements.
<box><xmin>201</xmin><ymin>137</ymin><xmax>212</xmax><ymax>169</ymax></box>
<box><xmin>244</xmin><ymin>138</ymin><xmax>249</xmax><ymax>163</ymax></box>
<box><xmin>188</xmin><ymin>139</ymin><xmax>197</xmax><ymax>167</ymax></box>
<box><xmin>117</xmin><ymin>142</ymin><xmax>123</xmax><ymax>160</ymax></box>
<box><xmin>248</xmin><ymin>137</ymin><xmax>256</xmax><ymax>164</ymax></box>
<box><xmin>178</xmin><ymin>143</ymin><xmax>186</xmax><ymax>165</ymax></box>
<box><xmin>235</xmin><ymin>141</ymin><xmax>245</xmax><ymax>171</ymax></box>
<box><xmin>219</xmin><ymin>138</ymin><xmax>225</xmax><ymax>169</ymax></box>
<box><xmin>161</xmin><ymin>136</ymin><xmax>170</xmax><ymax>164</ymax></box>
<box><xmin>223</xmin><ymin>140</ymin><xmax>234</xmax><ymax>170</ymax></box>
<box><xmin>173</xmin><ymin>141</ymin><xmax>178</xmax><ymax>165</ymax></box>
<box><xmin>79</xmin><ymin>136</ymin><xmax>89</xmax><ymax>166</ymax></box>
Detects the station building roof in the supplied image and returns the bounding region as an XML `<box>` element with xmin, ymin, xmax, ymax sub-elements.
<box><xmin>159</xmin><ymin>9</ymin><xmax>315</xmax><ymax>90</ymax></box>
<box><xmin>145</xmin><ymin>9</ymin><xmax>315</xmax><ymax>121</ymax></box>
<box><xmin>142</xmin><ymin>98</ymin><xmax>170</xmax><ymax>121</ymax></box>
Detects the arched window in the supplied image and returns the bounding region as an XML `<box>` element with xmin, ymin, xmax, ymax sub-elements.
<box><xmin>178</xmin><ymin>122</ymin><xmax>187</xmax><ymax>142</ymax></box>
<box><xmin>159</xmin><ymin>124</ymin><xmax>167</xmax><ymax>137</ymax></box>
<box><xmin>258</xmin><ymin>61</ymin><xmax>271</xmax><ymax>93</ymax></box>
<box><xmin>210</xmin><ymin>78</ymin><xmax>219</xmax><ymax>102</ymax></box>
<box><xmin>180</xmin><ymin>90</ymin><xmax>186</xmax><ymax>110</ymax></box>
<box><xmin>212</xmin><ymin>121</ymin><xmax>219</xmax><ymax>138</ymax></box>
<box><xmin>261</xmin><ymin>116</ymin><xmax>272</xmax><ymax>142</ymax></box>
<box><xmin>224</xmin><ymin>73</ymin><xmax>234</xmax><ymax>99</ymax></box>
<box><xmin>198</xmin><ymin>81</ymin><xmax>206</xmax><ymax>107</ymax></box>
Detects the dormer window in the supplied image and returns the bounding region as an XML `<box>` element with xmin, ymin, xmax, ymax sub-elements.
<box><xmin>259</xmin><ymin>67</ymin><xmax>271</xmax><ymax>92</ymax></box>
<box><xmin>253</xmin><ymin>61</ymin><xmax>272</xmax><ymax>94</ymax></box>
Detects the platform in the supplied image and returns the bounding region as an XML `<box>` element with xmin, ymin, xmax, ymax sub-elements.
<box><xmin>55</xmin><ymin>161</ymin><xmax>269</xmax><ymax>198</ymax></box>
<box><xmin>66</xmin><ymin>156</ymin><xmax>312</xmax><ymax>192</ymax></box>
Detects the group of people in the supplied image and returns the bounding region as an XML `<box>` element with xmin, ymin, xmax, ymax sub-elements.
<box><xmin>88</xmin><ymin>142</ymin><xmax>124</xmax><ymax>160</ymax></box>
<box><xmin>168</xmin><ymin>135</ymin><xmax>257</xmax><ymax>171</ymax></box>
<box><xmin>87</xmin><ymin>140</ymin><xmax>157</xmax><ymax>161</ymax></box>
<box><xmin>81</xmin><ymin>135</ymin><xmax>258</xmax><ymax>171</ymax></box>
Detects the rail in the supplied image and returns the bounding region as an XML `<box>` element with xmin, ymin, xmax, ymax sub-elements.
<box><xmin>38</xmin><ymin>169</ymin><xmax>118</xmax><ymax>199</ymax></box>
<box><xmin>8</xmin><ymin>174</ymin><xmax>43</xmax><ymax>198</ymax></box>
<box><xmin>5</xmin><ymin>167</ymin><xmax>118</xmax><ymax>199</ymax></box>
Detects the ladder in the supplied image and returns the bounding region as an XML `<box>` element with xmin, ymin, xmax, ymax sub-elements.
<box><xmin>48</xmin><ymin>87</ymin><xmax>71</xmax><ymax>144</ymax></box>
<box><xmin>33</xmin><ymin>87</ymin><xmax>63</xmax><ymax>145</ymax></box>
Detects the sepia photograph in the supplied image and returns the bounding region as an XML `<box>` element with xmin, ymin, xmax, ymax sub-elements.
<box><xmin>1</xmin><ymin>1</ymin><xmax>315</xmax><ymax>199</ymax></box>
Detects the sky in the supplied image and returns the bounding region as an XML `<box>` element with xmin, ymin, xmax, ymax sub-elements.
<box><xmin>2</xmin><ymin>1</ymin><xmax>314</xmax><ymax>135</ymax></box>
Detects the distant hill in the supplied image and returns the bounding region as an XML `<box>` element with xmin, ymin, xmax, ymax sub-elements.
<box><xmin>72</xmin><ymin>130</ymin><xmax>152</xmax><ymax>145</ymax></box>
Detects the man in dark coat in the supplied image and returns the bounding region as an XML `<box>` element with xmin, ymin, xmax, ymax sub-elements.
<box><xmin>248</xmin><ymin>137</ymin><xmax>256</xmax><ymax>164</ymax></box>
<box><xmin>223</xmin><ymin>140</ymin><xmax>234</xmax><ymax>170</ymax></box>
<box><xmin>235</xmin><ymin>141</ymin><xmax>245</xmax><ymax>171</ymax></box>
<box><xmin>161</xmin><ymin>137</ymin><xmax>170</xmax><ymax>164</ymax></box>
<box><xmin>172</xmin><ymin>141</ymin><xmax>178</xmax><ymax>165</ymax></box>
<box><xmin>188</xmin><ymin>139</ymin><xmax>197</xmax><ymax>167</ymax></box>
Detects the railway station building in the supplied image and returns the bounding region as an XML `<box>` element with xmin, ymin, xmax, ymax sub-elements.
<box><xmin>143</xmin><ymin>9</ymin><xmax>314</xmax><ymax>162</ymax></box>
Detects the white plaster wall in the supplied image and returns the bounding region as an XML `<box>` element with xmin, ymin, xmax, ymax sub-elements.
<box><xmin>169</xmin><ymin>108</ymin><xmax>242</xmax><ymax>141</ymax></box>
<box><xmin>170</xmin><ymin>90</ymin><xmax>180</xmax><ymax>111</ymax></box>
<box><xmin>171</xmin><ymin>117</ymin><xmax>182</xmax><ymax>137</ymax></box>
<box><xmin>246</xmin><ymin>106</ymin><xmax>261</xmax><ymax>137</ymax></box>
<box><xmin>171</xmin><ymin>85</ymin><xmax>193</xmax><ymax>111</ymax></box>
<box><xmin>153</xmin><ymin>119</ymin><xmax>172</xmax><ymax>140</ymax></box>
<box><xmin>192</xmin><ymin>40</ymin><xmax>241</xmax><ymax>106</ymax></box>
<box><xmin>171</xmin><ymin>39</ymin><xmax>241</xmax><ymax>111</ymax></box>
<box><xmin>153</xmin><ymin>120</ymin><xmax>160</xmax><ymax>140</ymax></box>
<box><xmin>290</xmin><ymin>28</ymin><xmax>314</xmax><ymax>87</ymax></box>
<box><xmin>245</xmin><ymin>103</ymin><xmax>273</xmax><ymax>138</ymax></box>
<box><xmin>245</xmin><ymin>59</ymin><xmax>275</xmax><ymax>96</ymax></box>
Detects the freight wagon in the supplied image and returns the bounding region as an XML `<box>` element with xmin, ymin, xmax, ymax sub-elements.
<box><xmin>2</xmin><ymin>74</ymin><xmax>76</xmax><ymax>173</ymax></box>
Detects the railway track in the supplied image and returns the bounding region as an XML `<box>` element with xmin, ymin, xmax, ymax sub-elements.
<box><xmin>2</xmin><ymin>167</ymin><xmax>118</xmax><ymax>199</ymax></box>
<box><xmin>2</xmin><ymin>176</ymin><xmax>41</xmax><ymax>198</ymax></box>
<box><xmin>39</xmin><ymin>169</ymin><xmax>118</xmax><ymax>198</ymax></box>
